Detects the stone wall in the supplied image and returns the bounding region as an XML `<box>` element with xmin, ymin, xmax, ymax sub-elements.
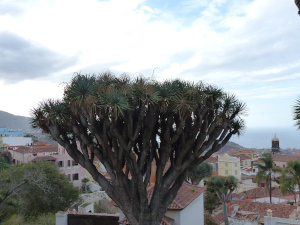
<box><xmin>80</xmin><ymin>191</ymin><xmax>109</xmax><ymax>203</ymax></box>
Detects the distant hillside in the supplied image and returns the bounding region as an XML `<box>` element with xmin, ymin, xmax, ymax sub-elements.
<box><xmin>0</xmin><ymin>110</ymin><xmax>246</xmax><ymax>150</ymax></box>
<box><xmin>218</xmin><ymin>141</ymin><xmax>245</xmax><ymax>153</ymax></box>
<box><xmin>0</xmin><ymin>110</ymin><xmax>32</xmax><ymax>131</ymax></box>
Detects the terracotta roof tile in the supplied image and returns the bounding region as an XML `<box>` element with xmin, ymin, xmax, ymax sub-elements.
<box><xmin>226</xmin><ymin>149</ymin><xmax>258</xmax><ymax>155</ymax></box>
<box><xmin>147</xmin><ymin>182</ymin><xmax>206</xmax><ymax>210</ymax></box>
<box><xmin>233</xmin><ymin>212</ymin><xmax>259</xmax><ymax>221</ymax></box>
<box><xmin>212</xmin><ymin>171</ymin><xmax>219</xmax><ymax>176</ymax></box>
<box><xmin>229</xmin><ymin>154</ymin><xmax>251</xmax><ymax>161</ymax></box>
<box><xmin>231</xmin><ymin>187</ymin><xmax>297</xmax><ymax>199</ymax></box>
<box><xmin>206</xmin><ymin>156</ymin><xmax>218</xmax><ymax>163</ymax></box>
<box><xmin>13</xmin><ymin>146</ymin><xmax>58</xmax><ymax>154</ymax></box>
<box><xmin>241</xmin><ymin>174</ymin><xmax>256</xmax><ymax>180</ymax></box>
<box><xmin>272</xmin><ymin>154</ymin><xmax>300</xmax><ymax>162</ymax></box>
<box><xmin>212</xmin><ymin>200</ymin><xmax>297</xmax><ymax>224</ymax></box>
<box><xmin>113</xmin><ymin>182</ymin><xmax>206</xmax><ymax>211</ymax></box>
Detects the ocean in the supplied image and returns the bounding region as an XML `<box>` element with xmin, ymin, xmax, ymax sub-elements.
<box><xmin>230</xmin><ymin>127</ymin><xmax>300</xmax><ymax>149</ymax></box>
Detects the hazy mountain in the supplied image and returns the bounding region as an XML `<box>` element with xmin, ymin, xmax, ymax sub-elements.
<box><xmin>219</xmin><ymin>141</ymin><xmax>245</xmax><ymax>153</ymax></box>
<box><xmin>0</xmin><ymin>110</ymin><xmax>32</xmax><ymax>131</ymax></box>
<box><xmin>0</xmin><ymin>110</ymin><xmax>248</xmax><ymax>150</ymax></box>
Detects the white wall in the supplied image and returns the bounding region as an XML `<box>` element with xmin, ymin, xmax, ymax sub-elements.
<box><xmin>165</xmin><ymin>210</ymin><xmax>181</xmax><ymax>225</ymax></box>
<box><xmin>179</xmin><ymin>193</ymin><xmax>204</xmax><ymax>225</ymax></box>
<box><xmin>264</xmin><ymin>216</ymin><xmax>300</xmax><ymax>225</ymax></box>
<box><xmin>2</xmin><ymin>137</ymin><xmax>32</xmax><ymax>146</ymax></box>
<box><xmin>87</xmin><ymin>181</ymin><xmax>102</xmax><ymax>192</ymax></box>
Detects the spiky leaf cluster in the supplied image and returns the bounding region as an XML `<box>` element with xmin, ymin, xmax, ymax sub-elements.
<box><xmin>30</xmin><ymin>72</ymin><xmax>246</xmax><ymax>225</ymax></box>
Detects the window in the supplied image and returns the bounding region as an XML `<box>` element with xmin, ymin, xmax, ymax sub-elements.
<box><xmin>225</xmin><ymin>170</ymin><xmax>228</xmax><ymax>175</ymax></box>
<box><xmin>68</xmin><ymin>160</ymin><xmax>71</xmax><ymax>167</ymax></box>
<box><xmin>245</xmin><ymin>161</ymin><xmax>247</xmax><ymax>165</ymax></box>
<box><xmin>68</xmin><ymin>174</ymin><xmax>71</xmax><ymax>181</ymax></box>
<box><xmin>235</xmin><ymin>163</ymin><xmax>237</xmax><ymax>167</ymax></box>
<box><xmin>72</xmin><ymin>173</ymin><xmax>79</xmax><ymax>181</ymax></box>
<box><xmin>72</xmin><ymin>160</ymin><xmax>79</xmax><ymax>166</ymax></box>
<box><xmin>58</xmin><ymin>161</ymin><xmax>64</xmax><ymax>167</ymax></box>
<box><xmin>225</xmin><ymin>163</ymin><xmax>228</xmax><ymax>167</ymax></box>
<box><xmin>283</xmin><ymin>164</ymin><xmax>285</xmax><ymax>168</ymax></box>
<box><xmin>235</xmin><ymin>171</ymin><xmax>237</xmax><ymax>175</ymax></box>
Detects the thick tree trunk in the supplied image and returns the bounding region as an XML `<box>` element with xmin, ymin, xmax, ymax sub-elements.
<box><xmin>222</xmin><ymin>202</ymin><xmax>229</xmax><ymax>225</ymax></box>
<box><xmin>269</xmin><ymin>178</ymin><xmax>272</xmax><ymax>204</ymax></box>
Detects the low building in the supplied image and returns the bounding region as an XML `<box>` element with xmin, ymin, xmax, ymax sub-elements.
<box><xmin>206</xmin><ymin>154</ymin><xmax>219</xmax><ymax>171</ymax></box>
<box><xmin>272</xmin><ymin>154</ymin><xmax>300</xmax><ymax>169</ymax></box>
<box><xmin>226</xmin><ymin>149</ymin><xmax>258</xmax><ymax>159</ymax></box>
<box><xmin>228</xmin><ymin>154</ymin><xmax>251</xmax><ymax>167</ymax></box>
<box><xmin>8</xmin><ymin>144</ymin><xmax>86</xmax><ymax>187</ymax></box>
<box><xmin>0</xmin><ymin>136</ymin><xmax>32</xmax><ymax>146</ymax></box>
<box><xmin>212</xmin><ymin>200</ymin><xmax>299</xmax><ymax>224</ymax></box>
<box><xmin>0</xmin><ymin>127</ymin><xmax>24</xmax><ymax>137</ymax></box>
<box><xmin>231</xmin><ymin>187</ymin><xmax>299</xmax><ymax>204</ymax></box>
<box><xmin>218</xmin><ymin>153</ymin><xmax>241</xmax><ymax>181</ymax></box>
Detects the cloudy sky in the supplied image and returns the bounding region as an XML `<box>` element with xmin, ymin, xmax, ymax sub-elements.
<box><xmin>0</xmin><ymin>0</ymin><xmax>300</xmax><ymax>148</ymax></box>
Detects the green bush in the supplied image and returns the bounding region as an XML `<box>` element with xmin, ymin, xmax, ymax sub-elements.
<box><xmin>2</xmin><ymin>213</ymin><xmax>55</xmax><ymax>225</ymax></box>
<box><xmin>94</xmin><ymin>200</ymin><xmax>118</xmax><ymax>214</ymax></box>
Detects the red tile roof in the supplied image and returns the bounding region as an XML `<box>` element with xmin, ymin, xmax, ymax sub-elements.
<box><xmin>212</xmin><ymin>200</ymin><xmax>297</xmax><ymax>224</ymax></box>
<box><xmin>147</xmin><ymin>182</ymin><xmax>206</xmax><ymax>210</ymax></box>
<box><xmin>32</xmin><ymin>142</ymin><xmax>53</xmax><ymax>146</ymax></box>
<box><xmin>13</xmin><ymin>146</ymin><xmax>58</xmax><ymax>154</ymax></box>
<box><xmin>206</xmin><ymin>156</ymin><xmax>218</xmax><ymax>163</ymax></box>
<box><xmin>272</xmin><ymin>154</ymin><xmax>300</xmax><ymax>162</ymax></box>
<box><xmin>113</xmin><ymin>182</ymin><xmax>206</xmax><ymax>212</ymax></box>
<box><xmin>232</xmin><ymin>212</ymin><xmax>259</xmax><ymax>222</ymax></box>
<box><xmin>212</xmin><ymin>171</ymin><xmax>219</xmax><ymax>176</ymax></box>
<box><xmin>226</xmin><ymin>149</ymin><xmax>258</xmax><ymax>155</ymax></box>
<box><xmin>32</xmin><ymin>156</ymin><xmax>57</xmax><ymax>162</ymax></box>
<box><xmin>231</xmin><ymin>187</ymin><xmax>298</xmax><ymax>200</ymax></box>
<box><xmin>241</xmin><ymin>174</ymin><xmax>256</xmax><ymax>180</ymax></box>
<box><xmin>118</xmin><ymin>216</ymin><xmax>174</xmax><ymax>225</ymax></box>
<box><xmin>229</xmin><ymin>154</ymin><xmax>251</xmax><ymax>161</ymax></box>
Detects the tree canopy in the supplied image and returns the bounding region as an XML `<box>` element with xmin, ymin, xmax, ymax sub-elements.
<box><xmin>254</xmin><ymin>153</ymin><xmax>281</xmax><ymax>204</ymax></box>
<box><xmin>187</xmin><ymin>161</ymin><xmax>213</xmax><ymax>185</ymax></box>
<box><xmin>31</xmin><ymin>72</ymin><xmax>246</xmax><ymax>225</ymax></box>
<box><xmin>280</xmin><ymin>160</ymin><xmax>300</xmax><ymax>203</ymax></box>
<box><xmin>0</xmin><ymin>161</ymin><xmax>79</xmax><ymax>221</ymax></box>
<box><xmin>0</xmin><ymin>157</ymin><xmax>10</xmax><ymax>171</ymax></box>
<box><xmin>207</xmin><ymin>176</ymin><xmax>238</xmax><ymax>225</ymax></box>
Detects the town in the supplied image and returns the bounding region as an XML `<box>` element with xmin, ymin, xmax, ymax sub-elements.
<box><xmin>2</xmin><ymin>111</ymin><xmax>300</xmax><ymax>225</ymax></box>
<box><xmin>1</xmin><ymin>1</ymin><xmax>300</xmax><ymax>225</ymax></box>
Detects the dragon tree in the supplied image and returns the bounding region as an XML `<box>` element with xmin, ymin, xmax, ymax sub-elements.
<box><xmin>31</xmin><ymin>72</ymin><xmax>246</xmax><ymax>225</ymax></box>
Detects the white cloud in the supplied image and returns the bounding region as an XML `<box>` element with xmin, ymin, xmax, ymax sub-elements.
<box><xmin>0</xmin><ymin>0</ymin><xmax>299</xmax><ymax>133</ymax></box>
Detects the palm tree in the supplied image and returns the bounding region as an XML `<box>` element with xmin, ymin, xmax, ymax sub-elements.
<box><xmin>254</xmin><ymin>153</ymin><xmax>281</xmax><ymax>204</ymax></box>
<box><xmin>280</xmin><ymin>160</ymin><xmax>300</xmax><ymax>203</ymax></box>
<box><xmin>207</xmin><ymin>176</ymin><xmax>238</xmax><ymax>225</ymax></box>
<box><xmin>187</xmin><ymin>161</ymin><xmax>213</xmax><ymax>185</ymax></box>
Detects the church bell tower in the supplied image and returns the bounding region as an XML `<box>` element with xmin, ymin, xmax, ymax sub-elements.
<box><xmin>271</xmin><ymin>134</ymin><xmax>280</xmax><ymax>154</ymax></box>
